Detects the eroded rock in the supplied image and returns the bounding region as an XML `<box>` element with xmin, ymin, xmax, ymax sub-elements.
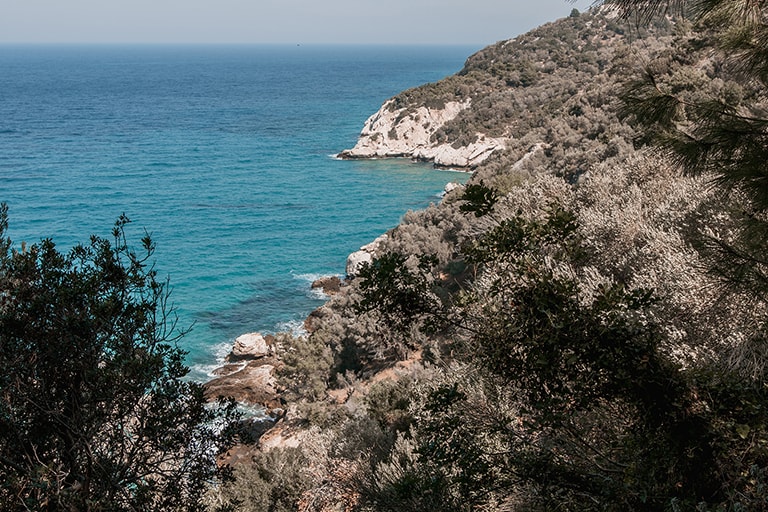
<box><xmin>311</xmin><ymin>275</ymin><xmax>342</xmax><ymax>295</ymax></box>
<box><xmin>204</xmin><ymin>359</ymin><xmax>281</xmax><ymax>409</ymax></box>
<box><xmin>226</xmin><ymin>332</ymin><xmax>270</xmax><ymax>362</ymax></box>
<box><xmin>338</xmin><ymin>99</ymin><xmax>505</xmax><ymax>168</ymax></box>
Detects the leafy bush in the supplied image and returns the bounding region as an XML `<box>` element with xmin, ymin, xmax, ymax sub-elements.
<box><xmin>210</xmin><ymin>448</ymin><xmax>315</xmax><ymax>512</ymax></box>
<box><xmin>275</xmin><ymin>332</ymin><xmax>333</xmax><ymax>402</ymax></box>
<box><xmin>0</xmin><ymin>205</ymin><xmax>241</xmax><ymax>511</ymax></box>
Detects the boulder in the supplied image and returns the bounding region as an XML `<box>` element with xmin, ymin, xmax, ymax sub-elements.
<box><xmin>204</xmin><ymin>359</ymin><xmax>280</xmax><ymax>408</ymax></box>
<box><xmin>311</xmin><ymin>275</ymin><xmax>342</xmax><ymax>295</ymax></box>
<box><xmin>444</xmin><ymin>182</ymin><xmax>463</xmax><ymax>195</ymax></box>
<box><xmin>346</xmin><ymin>250</ymin><xmax>373</xmax><ymax>278</ymax></box>
<box><xmin>345</xmin><ymin>233</ymin><xmax>391</xmax><ymax>279</ymax></box>
<box><xmin>226</xmin><ymin>332</ymin><xmax>270</xmax><ymax>362</ymax></box>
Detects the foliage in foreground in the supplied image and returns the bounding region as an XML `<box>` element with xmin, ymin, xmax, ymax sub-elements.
<box><xmin>0</xmin><ymin>205</ymin><xmax>241</xmax><ymax>511</ymax></box>
<box><xmin>9</xmin><ymin>3</ymin><xmax>768</xmax><ymax>511</ymax></box>
<box><xmin>355</xmin><ymin>189</ymin><xmax>768</xmax><ymax>509</ymax></box>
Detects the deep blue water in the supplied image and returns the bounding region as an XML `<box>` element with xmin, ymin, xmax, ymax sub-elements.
<box><xmin>0</xmin><ymin>44</ymin><xmax>475</xmax><ymax>379</ymax></box>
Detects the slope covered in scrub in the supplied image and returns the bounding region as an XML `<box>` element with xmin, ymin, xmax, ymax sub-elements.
<box><xmin>210</xmin><ymin>6</ymin><xmax>768</xmax><ymax>511</ymax></box>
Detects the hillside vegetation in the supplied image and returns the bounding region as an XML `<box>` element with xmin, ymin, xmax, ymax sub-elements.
<box><xmin>208</xmin><ymin>4</ymin><xmax>768</xmax><ymax>511</ymax></box>
<box><xmin>3</xmin><ymin>2</ymin><xmax>762</xmax><ymax>511</ymax></box>
<box><xmin>381</xmin><ymin>8</ymin><xmax>675</xmax><ymax>177</ymax></box>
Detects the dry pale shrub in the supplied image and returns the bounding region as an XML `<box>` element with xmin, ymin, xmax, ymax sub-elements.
<box><xmin>381</xmin><ymin>200</ymin><xmax>471</xmax><ymax>265</ymax></box>
<box><xmin>576</xmin><ymin>152</ymin><xmax>768</xmax><ymax>367</ymax></box>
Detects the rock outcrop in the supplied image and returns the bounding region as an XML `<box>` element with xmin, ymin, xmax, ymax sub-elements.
<box><xmin>257</xmin><ymin>417</ymin><xmax>312</xmax><ymax>451</ymax></box>
<box><xmin>338</xmin><ymin>99</ymin><xmax>505</xmax><ymax>168</ymax></box>
<box><xmin>226</xmin><ymin>332</ymin><xmax>271</xmax><ymax>362</ymax></box>
<box><xmin>443</xmin><ymin>182</ymin><xmax>464</xmax><ymax>195</ymax></box>
<box><xmin>205</xmin><ymin>332</ymin><xmax>281</xmax><ymax>410</ymax></box>
<box><xmin>311</xmin><ymin>275</ymin><xmax>342</xmax><ymax>295</ymax></box>
<box><xmin>345</xmin><ymin>250</ymin><xmax>373</xmax><ymax>278</ymax></box>
<box><xmin>204</xmin><ymin>359</ymin><xmax>281</xmax><ymax>408</ymax></box>
<box><xmin>345</xmin><ymin>233</ymin><xmax>388</xmax><ymax>278</ymax></box>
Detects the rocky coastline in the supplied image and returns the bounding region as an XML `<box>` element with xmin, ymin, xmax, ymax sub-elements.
<box><xmin>203</xmin><ymin>67</ymin><xmax>481</xmax><ymax>455</ymax></box>
<box><xmin>202</xmin><ymin>250</ymin><xmax>374</xmax><ymax>439</ymax></box>
<box><xmin>204</xmin><ymin>333</ymin><xmax>279</xmax><ymax>407</ymax></box>
<box><xmin>203</xmin><ymin>192</ymin><xmax>460</xmax><ymax>453</ymax></box>
<box><xmin>208</xmin><ymin>66</ymin><xmax>486</xmax><ymax>436</ymax></box>
<box><xmin>336</xmin><ymin>98</ymin><xmax>505</xmax><ymax>169</ymax></box>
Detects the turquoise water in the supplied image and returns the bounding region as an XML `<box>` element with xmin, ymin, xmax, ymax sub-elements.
<box><xmin>0</xmin><ymin>45</ymin><xmax>474</xmax><ymax>379</ymax></box>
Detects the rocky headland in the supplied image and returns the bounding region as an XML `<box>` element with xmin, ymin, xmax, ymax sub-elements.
<box><xmin>337</xmin><ymin>98</ymin><xmax>505</xmax><ymax>168</ymax></box>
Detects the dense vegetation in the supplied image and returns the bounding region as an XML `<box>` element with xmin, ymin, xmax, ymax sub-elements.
<box><xmin>0</xmin><ymin>207</ymin><xmax>243</xmax><ymax>511</ymax></box>
<box><xmin>5</xmin><ymin>1</ymin><xmax>768</xmax><ymax>511</ymax></box>
<box><xmin>211</xmin><ymin>2</ymin><xmax>768</xmax><ymax>511</ymax></box>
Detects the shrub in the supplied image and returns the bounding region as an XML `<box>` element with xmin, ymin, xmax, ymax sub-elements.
<box><xmin>0</xmin><ymin>205</ymin><xmax>241</xmax><ymax>511</ymax></box>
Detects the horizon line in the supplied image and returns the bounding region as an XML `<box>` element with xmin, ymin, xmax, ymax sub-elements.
<box><xmin>0</xmin><ymin>41</ymin><xmax>491</xmax><ymax>48</ymax></box>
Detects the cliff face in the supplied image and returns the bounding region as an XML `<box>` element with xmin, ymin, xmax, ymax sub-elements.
<box><xmin>338</xmin><ymin>98</ymin><xmax>506</xmax><ymax>168</ymax></box>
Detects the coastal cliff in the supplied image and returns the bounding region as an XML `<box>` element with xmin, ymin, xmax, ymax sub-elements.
<box><xmin>211</xmin><ymin>0</ymin><xmax>674</xmax><ymax>472</ymax></box>
<box><xmin>338</xmin><ymin>98</ymin><xmax>505</xmax><ymax>168</ymax></box>
<box><xmin>338</xmin><ymin>6</ymin><xmax>641</xmax><ymax>176</ymax></box>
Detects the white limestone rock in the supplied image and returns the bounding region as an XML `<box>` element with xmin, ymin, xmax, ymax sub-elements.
<box><xmin>444</xmin><ymin>182</ymin><xmax>463</xmax><ymax>195</ymax></box>
<box><xmin>227</xmin><ymin>332</ymin><xmax>270</xmax><ymax>361</ymax></box>
<box><xmin>346</xmin><ymin>250</ymin><xmax>373</xmax><ymax>278</ymax></box>
<box><xmin>414</xmin><ymin>135</ymin><xmax>506</xmax><ymax>168</ymax></box>
<box><xmin>339</xmin><ymin>99</ymin><xmax>506</xmax><ymax>168</ymax></box>
<box><xmin>361</xmin><ymin>233</ymin><xmax>388</xmax><ymax>253</ymax></box>
<box><xmin>346</xmin><ymin>233</ymin><xmax>390</xmax><ymax>278</ymax></box>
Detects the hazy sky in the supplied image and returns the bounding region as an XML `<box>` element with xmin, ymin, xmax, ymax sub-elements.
<box><xmin>0</xmin><ymin>1</ymin><xmax>595</xmax><ymax>46</ymax></box>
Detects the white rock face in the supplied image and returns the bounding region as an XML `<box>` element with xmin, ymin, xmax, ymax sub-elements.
<box><xmin>415</xmin><ymin>135</ymin><xmax>506</xmax><ymax>168</ymax></box>
<box><xmin>346</xmin><ymin>233</ymin><xmax>389</xmax><ymax>278</ymax></box>
<box><xmin>444</xmin><ymin>182</ymin><xmax>463</xmax><ymax>195</ymax></box>
<box><xmin>228</xmin><ymin>332</ymin><xmax>270</xmax><ymax>361</ymax></box>
<box><xmin>346</xmin><ymin>250</ymin><xmax>373</xmax><ymax>278</ymax></box>
<box><xmin>339</xmin><ymin>99</ymin><xmax>506</xmax><ymax>168</ymax></box>
<box><xmin>361</xmin><ymin>233</ymin><xmax>388</xmax><ymax>253</ymax></box>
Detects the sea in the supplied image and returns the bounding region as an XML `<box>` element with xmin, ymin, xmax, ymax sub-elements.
<box><xmin>0</xmin><ymin>44</ymin><xmax>476</xmax><ymax>380</ymax></box>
